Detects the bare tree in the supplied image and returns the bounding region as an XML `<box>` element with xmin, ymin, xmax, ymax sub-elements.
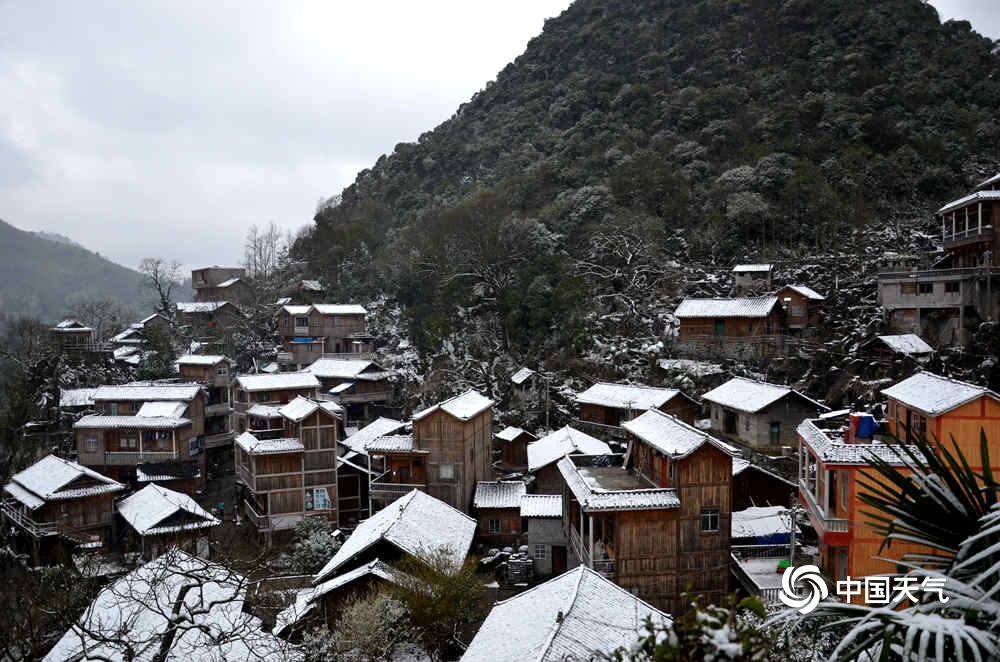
<box><xmin>138</xmin><ymin>258</ymin><xmax>182</xmax><ymax>319</ymax></box>
<box><xmin>243</xmin><ymin>222</ymin><xmax>288</xmax><ymax>281</ymax></box>
<box><xmin>67</xmin><ymin>298</ymin><xmax>135</xmax><ymax>342</ymax></box>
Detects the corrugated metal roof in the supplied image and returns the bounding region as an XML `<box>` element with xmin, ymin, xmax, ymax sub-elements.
<box><xmin>520</xmin><ymin>494</ymin><xmax>562</xmax><ymax>518</ymax></box>
<box><xmin>674</xmin><ymin>296</ymin><xmax>779</xmax><ymax>318</ymax></box>
<box><xmin>235</xmin><ymin>432</ymin><xmax>303</xmax><ymax>455</ymax></box>
<box><xmin>473</xmin><ymin>481</ymin><xmax>527</xmax><ymax>509</ymax></box>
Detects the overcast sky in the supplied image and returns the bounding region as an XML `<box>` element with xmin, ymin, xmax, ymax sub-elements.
<box><xmin>0</xmin><ymin>1</ymin><xmax>996</xmax><ymax>273</ymax></box>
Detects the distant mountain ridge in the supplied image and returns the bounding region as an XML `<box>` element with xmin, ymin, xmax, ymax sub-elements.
<box><xmin>30</xmin><ymin>230</ymin><xmax>84</xmax><ymax>249</ymax></box>
<box><xmin>0</xmin><ymin>218</ymin><xmax>151</xmax><ymax>323</ymax></box>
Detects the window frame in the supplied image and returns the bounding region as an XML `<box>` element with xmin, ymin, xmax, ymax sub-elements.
<box><xmin>700</xmin><ymin>508</ymin><xmax>721</xmax><ymax>534</ymax></box>
<box><xmin>487</xmin><ymin>518</ymin><xmax>501</xmax><ymax>534</ymax></box>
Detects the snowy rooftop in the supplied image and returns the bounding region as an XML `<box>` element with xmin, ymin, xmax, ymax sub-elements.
<box><xmin>575</xmin><ymin>382</ymin><xmax>685</xmax><ymax>410</ymax></box>
<box><xmin>557</xmin><ymin>457</ymin><xmax>681</xmax><ymax>512</ymax></box>
<box><xmin>674</xmin><ymin>296</ymin><xmax>779</xmax><ymax>318</ymax></box>
<box><xmin>732</xmin><ymin>264</ymin><xmax>773</xmax><ymax>272</ymax></box>
<box><xmin>463</xmin><ymin>566</ymin><xmax>670</xmax><ymax>662</ymax></box>
<box><xmin>342</xmin><ymin>417</ymin><xmax>407</xmax><ymax>455</ymax></box>
<box><xmin>882</xmin><ymin>371</ymin><xmax>997</xmax><ymax>416</ymax></box>
<box><xmin>216</xmin><ymin>277</ymin><xmax>242</xmax><ymax>287</ymax></box>
<box><xmin>798</xmin><ymin>419</ymin><xmax>920</xmax><ymax>466</ymax></box>
<box><xmin>875</xmin><ymin>334</ymin><xmax>934</xmax><ymax>356</ymax></box>
<box><xmin>282</xmin><ymin>304</ymin><xmax>312</xmax><ymax>315</ymax></box>
<box><xmin>412</xmin><ymin>389</ymin><xmax>494</xmax><ymax>422</ymax></box>
<box><xmin>779</xmin><ymin>284</ymin><xmax>825</xmax><ymax>300</ymax></box>
<box><xmin>511</xmin><ymin>367</ymin><xmax>536</xmax><ymax>384</ymax></box>
<box><xmin>279</xmin><ymin>396</ymin><xmax>326</xmax><ymax>423</ymax></box>
<box><xmin>300</xmin><ymin>279</ymin><xmax>323</xmax><ymax>291</ymax></box>
<box><xmin>75</xmin><ymin>415</ymin><xmax>190</xmax><ymax>430</ymax></box>
<box><xmin>365</xmin><ymin>434</ymin><xmax>421</xmax><ymax>453</ymax></box>
<box><xmin>4</xmin><ymin>455</ymin><xmax>123</xmax><ymax>510</ymax></box>
<box><xmin>235</xmin><ymin>431</ymin><xmax>304</xmax><ymax>455</ymax></box>
<box><xmin>117</xmin><ymin>484</ymin><xmax>219</xmax><ymax>536</ymax></box>
<box><xmin>59</xmin><ymin>387</ymin><xmax>97</xmax><ymax>408</ymax></box>
<box><xmin>731</xmin><ymin>457</ymin><xmax>795</xmax><ymax>486</ymax></box>
<box><xmin>623</xmin><ymin>409</ymin><xmax>737</xmax><ymax>459</ymax></box>
<box><xmin>938</xmin><ymin>189</ymin><xmax>1000</xmax><ymax>214</ymax></box>
<box><xmin>527</xmin><ymin>426</ymin><xmax>612</xmax><ymax>472</ymax></box>
<box><xmin>136</xmin><ymin>401</ymin><xmax>187</xmax><ymax>418</ymax></box>
<box><xmin>473</xmin><ymin>481</ymin><xmax>527</xmax><ymax>509</ymax></box>
<box><xmin>520</xmin><ymin>494</ymin><xmax>563</xmax><ymax>518</ymax></box>
<box><xmin>311</xmin><ymin>303</ymin><xmax>367</xmax><ymax>315</ymax></box>
<box><xmin>93</xmin><ymin>384</ymin><xmax>201</xmax><ymax>401</ymax></box>
<box><xmin>976</xmin><ymin>172</ymin><xmax>1000</xmax><ymax>190</ymax></box>
<box><xmin>234</xmin><ymin>372</ymin><xmax>320</xmax><ymax>392</ymax></box>
<box><xmin>247</xmin><ymin>404</ymin><xmax>283</xmax><ymax>418</ymax></box>
<box><xmin>111</xmin><ymin>327</ymin><xmax>143</xmax><ymax>343</ymax></box>
<box><xmin>496</xmin><ymin>425</ymin><xmax>533</xmax><ymax>442</ymax></box>
<box><xmin>176</xmin><ymin>354</ymin><xmax>229</xmax><ymax>366</ymax></box>
<box><xmin>53</xmin><ymin>318</ymin><xmax>90</xmax><ymax>330</ymax></box>
<box><xmin>304</xmin><ymin>357</ymin><xmax>392</xmax><ymax>380</ymax></box>
<box><xmin>701</xmin><ymin>377</ymin><xmax>825</xmax><ymax>414</ymax></box>
<box><xmin>176</xmin><ymin>301</ymin><xmax>231</xmax><ymax>313</ymax></box>
<box><xmin>314</xmin><ymin>489</ymin><xmax>475</xmax><ymax>584</ymax></box>
<box><xmin>44</xmin><ymin>549</ymin><xmax>297</xmax><ymax>662</ymax></box>
<box><xmin>732</xmin><ymin>506</ymin><xmax>799</xmax><ymax>539</ymax></box>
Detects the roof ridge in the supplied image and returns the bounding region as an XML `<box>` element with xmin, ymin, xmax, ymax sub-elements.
<box><xmin>536</xmin><ymin>567</ymin><xmax>587</xmax><ymax>662</ymax></box>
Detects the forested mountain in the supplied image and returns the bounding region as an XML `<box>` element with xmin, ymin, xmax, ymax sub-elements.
<box><xmin>0</xmin><ymin>218</ymin><xmax>150</xmax><ymax>323</ymax></box>
<box><xmin>297</xmin><ymin>0</ymin><xmax>999</xmax><ymax>371</ymax></box>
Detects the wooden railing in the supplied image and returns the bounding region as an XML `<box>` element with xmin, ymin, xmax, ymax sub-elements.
<box><xmin>205</xmin><ymin>403</ymin><xmax>232</xmax><ymax>417</ymax></box>
<box><xmin>330</xmin><ymin>390</ymin><xmax>393</xmax><ymax>404</ymax></box>
<box><xmin>104</xmin><ymin>450</ymin><xmax>180</xmax><ymax>465</ymax></box>
<box><xmin>1</xmin><ymin>500</ymin><xmax>58</xmax><ymax>537</ymax></box>
<box><xmin>242</xmin><ymin>499</ymin><xmax>271</xmax><ymax>531</ymax></box>
<box><xmin>730</xmin><ymin>553</ymin><xmax>784</xmax><ymax>604</ymax></box>
<box><xmin>370</xmin><ymin>472</ymin><xmax>424</xmax><ymax>502</ymax></box>
<box><xmin>943</xmin><ymin>224</ymin><xmax>993</xmax><ymax>243</ymax></box>
<box><xmin>203</xmin><ymin>431</ymin><xmax>235</xmax><ymax>449</ymax></box>
<box><xmin>799</xmin><ymin>481</ymin><xmax>849</xmax><ymax>533</ymax></box>
<box><xmin>878</xmin><ymin>266</ymin><xmax>1000</xmax><ymax>280</ymax></box>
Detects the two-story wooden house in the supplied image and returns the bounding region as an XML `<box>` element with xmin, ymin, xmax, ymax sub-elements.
<box><xmin>176</xmin><ymin>355</ymin><xmax>234</xmax><ymax>453</ymax></box>
<box><xmin>277</xmin><ymin>304</ymin><xmax>371</xmax><ymax>370</ymax></box>
<box><xmin>116</xmin><ymin>483</ymin><xmax>219</xmax><ymax>560</ymax></box>
<box><xmin>191</xmin><ymin>266</ymin><xmax>251</xmax><ymax>303</ymax></box>
<box><xmin>303</xmin><ymin>357</ymin><xmax>395</xmax><ymax>423</ymax></box>
<box><xmin>231</xmin><ymin>372</ymin><xmax>321</xmax><ymax>435</ymax></box>
<box><xmin>472</xmin><ymin>480</ymin><xmax>527</xmax><ymax>547</ymax></box>
<box><xmin>496</xmin><ymin>426</ymin><xmax>536</xmax><ymax>471</ymax></box>
<box><xmin>575</xmin><ymin>383</ymin><xmax>700</xmax><ymax>438</ymax></box>
<box><xmin>2</xmin><ymin>454</ymin><xmax>125</xmax><ymax>564</ymax></box>
<box><xmin>50</xmin><ymin>319</ymin><xmax>95</xmax><ymax>353</ymax></box>
<box><xmin>775</xmin><ymin>284</ymin><xmax>824</xmax><ymax>331</ymax></box>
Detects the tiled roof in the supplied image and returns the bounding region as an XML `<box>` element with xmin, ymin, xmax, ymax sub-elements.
<box><xmin>412</xmin><ymin>389</ymin><xmax>494</xmax><ymax>422</ymax></box>
<box><xmin>341</xmin><ymin>417</ymin><xmax>407</xmax><ymax>455</ymax></box>
<box><xmin>117</xmin><ymin>484</ymin><xmax>219</xmax><ymax>536</ymax></box>
<box><xmin>176</xmin><ymin>354</ymin><xmax>229</xmax><ymax>366</ymax></box>
<box><xmin>875</xmin><ymin>334</ymin><xmax>934</xmax><ymax>356</ymax></box>
<box><xmin>136</xmin><ymin>401</ymin><xmax>187</xmax><ymax>418</ymax></box>
<box><xmin>701</xmin><ymin>377</ymin><xmax>826</xmax><ymax>413</ymax></box>
<box><xmin>797</xmin><ymin>420</ymin><xmax>920</xmax><ymax>466</ymax></box>
<box><xmin>314</xmin><ymin>490</ymin><xmax>475</xmax><ymax>584</ymax></box>
<box><xmin>235</xmin><ymin>432</ymin><xmax>304</xmax><ymax>455</ymax></box>
<box><xmin>176</xmin><ymin>301</ymin><xmax>231</xmax><ymax>313</ymax></box>
<box><xmin>882</xmin><ymin>372</ymin><xmax>996</xmax><ymax>415</ymax></box>
<box><xmin>234</xmin><ymin>372</ymin><xmax>320</xmax><ymax>392</ymax></box>
<box><xmin>304</xmin><ymin>357</ymin><xmax>392</xmax><ymax>380</ymax></box>
<box><xmin>473</xmin><ymin>481</ymin><xmax>527</xmax><ymax>509</ymax></box>
<box><xmin>463</xmin><ymin>566</ymin><xmax>670</xmax><ymax>662</ymax></box>
<box><xmin>282</xmin><ymin>305</ymin><xmax>312</xmax><ymax>315</ymax></box>
<box><xmin>496</xmin><ymin>426</ymin><xmax>533</xmax><ymax>442</ymax></box>
<box><xmin>59</xmin><ymin>388</ymin><xmax>97</xmax><ymax>408</ymax></box>
<box><xmin>732</xmin><ymin>264</ymin><xmax>773</xmax><ymax>272</ymax></box>
<box><xmin>93</xmin><ymin>384</ymin><xmax>201</xmax><ymax>401</ymax></box>
<box><xmin>674</xmin><ymin>296</ymin><xmax>779</xmax><ymax>318</ymax></box>
<box><xmin>623</xmin><ymin>409</ymin><xmax>737</xmax><ymax>459</ymax></box>
<box><xmin>311</xmin><ymin>304</ymin><xmax>367</xmax><ymax>315</ymax></box>
<box><xmin>779</xmin><ymin>284</ymin><xmax>825</xmax><ymax>300</ymax></box>
<box><xmin>278</xmin><ymin>396</ymin><xmax>321</xmax><ymax>423</ymax></box>
<box><xmin>575</xmin><ymin>382</ymin><xmax>685</xmax><ymax>410</ymax></box>
<box><xmin>557</xmin><ymin>457</ymin><xmax>680</xmax><ymax>512</ymax></box>
<box><xmin>4</xmin><ymin>455</ymin><xmax>123</xmax><ymax>509</ymax></box>
<box><xmin>527</xmin><ymin>426</ymin><xmax>612</xmax><ymax>472</ymax></box>
<box><xmin>247</xmin><ymin>404</ymin><xmax>283</xmax><ymax>418</ymax></box>
<box><xmin>520</xmin><ymin>494</ymin><xmax>563</xmax><ymax>518</ymax></box>
<box><xmin>365</xmin><ymin>435</ymin><xmax>420</xmax><ymax>453</ymax></box>
<box><xmin>74</xmin><ymin>415</ymin><xmax>190</xmax><ymax>430</ymax></box>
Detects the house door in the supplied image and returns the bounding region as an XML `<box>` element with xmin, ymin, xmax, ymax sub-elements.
<box><xmin>714</xmin><ymin>319</ymin><xmax>726</xmax><ymax>336</ymax></box>
<box><xmin>398</xmin><ymin>466</ymin><xmax>411</xmax><ymax>484</ymax></box>
<box><xmin>724</xmin><ymin>411</ymin><xmax>737</xmax><ymax>434</ymax></box>
<box><xmin>552</xmin><ymin>545</ymin><xmax>568</xmax><ymax>575</ymax></box>
<box><xmin>769</xmin><ymin>422</ymin><xmax>781</xmax><ymax>445</ymax></box>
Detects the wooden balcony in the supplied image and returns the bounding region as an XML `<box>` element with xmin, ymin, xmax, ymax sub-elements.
<box><xmin>104</xmin><ymin>450</ymin><xmax>181</xmax><ymax>465</ymax></box>
<box><xmin>205</xmin><ymin>402</ymin><xmax>232</xmax><ymax>417</ymax></box>
<box><xmin>1</xmin><ymin>500</ymin><xmax>58</xmax><ymax>537</ymax></box>
<box><xmin>204</xmin><ymin>431</ymin><xmax>235</xmax><ymax>449</ymax></box>
<box><xmin>370</xmin><ymin>472</ymin><xmax>424</xmax><ymax>505</ymax></box>
<box><xmin>568</xmin><ymin>526</ymin><xmax>615</xmax><ymax>579</ymax></box>
<box><xmin>242</xmin><ymin>499</ymin><xmax>271</xmax><ymax>532</ymax></box>
<box><xmin>943</xmin><ymin>224</ymin><xmax>993</xmax><ymax>247</ymax></box>
<box><xmin>799</xmin><ymin>481</ymin><xmax>848</xmax><ymax>533</ymax></box>
<box><xmin>327</xmin><ymin>390</ymin><xmax>393</xmax><ymax>404</ymax></box>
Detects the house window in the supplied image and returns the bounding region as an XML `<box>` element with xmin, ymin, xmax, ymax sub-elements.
<box><xmin>295</xmin><ymin>316</ymin><xmax>309</xmax><ymax>327</ymax></box>
<box><xmin>918</xmin><ymin>283</ymin><xmax>933</xmax><ymax>295</ymax></box>
<box><xmin>487</xmin><ymin>519</ymin><xmax>501</xmax><ymax>534</ymax></box>
<box><xmin>84</xmin><ymin>437</ymin><xmax>98</xmax><ymax>452</ymax></box>
<box><xmin>216</xmin><ymin>364</ymin><xmax>228</xmax><ymax>376</ymax></box>
<box><xmin>256</xmin><ymin>391</ymin><xmax>272</xmax><ymax>402</ymax></box>
<box><xmin>700</xmin><ymin>509</ymin><xmax>720</xmax><ymax>533</ymax></box>
<box><xmin>120</xmin><ymin>433</ymin><xmax>138</xmax><ymax>450</ymax></box>
<box><xmin>110</xmin><ymin>403</ymin><xmax>119</xmax><ymax>415</ymax></box>
<box><xmin>744</xmin><ymin>417</ymin><xmax>750</xmax><ymax>432</ymax></box>
<box><xmin>534</xmin><ymin>544</ymin><xmax>547</xmax><ymax>560</ymax></box>
<box><xmin>130</xmin><ymin>402</ymin><xmax>141</xmax><ymax>413</ymax></box>
<box><xmin>910</xmin><ymin>411</ymin><xmax>927</xmax><ymax>440</ymax></box>
<box><xmin>668</xmin><ymin>462</ymin><xmax>675</xmax><ymax>482</ymax></box>
<box><xmin>840</xmin><ymin>471</ymin><xmax>849</xmax><ymax>509</ymax></box>
<box><xmin>439</xmin><ymin>463</ymin><xmax>455</xmax><ymax>480</ymax></box>
<box><xmin>901</xmin><ymin>283</ymin><xmax>917</xmax><ymax>296</ymax></box>
<box><xmin>945</xmin><ymin>281</ymin><xmax>960</xmax><ymax>293</ymax></box>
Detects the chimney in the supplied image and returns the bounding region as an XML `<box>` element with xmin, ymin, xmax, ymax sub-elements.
<box><xmin>556</xmin><ymin>610</ymin><xmax>564</xmax><ymax>624</ymax></box>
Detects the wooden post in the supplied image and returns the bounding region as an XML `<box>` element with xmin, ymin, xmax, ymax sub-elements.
<box><xmin>979</xmin><ymin>202</ymin><xmax>983</xmax><ymax>234</ymax></box>
<box><xmin>966</xmin><ymin>207</ymin><xmax>970</xmax><ymax>234</ymax></box>
<box><xmin>953</xmin><ymin>212</ymin><xmax>957</xmax><ymax>238</ymax></box>
<box><xmin>587</xmin><ymin>513</ymin><xmax>594</xmax><ymax>569</ymax></box>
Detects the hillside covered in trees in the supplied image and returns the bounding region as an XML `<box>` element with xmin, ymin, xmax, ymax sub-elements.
<box><xmin>297</xmin><ymin>0</ymin><xmax>999</xmax><ymax>380</ymax></box>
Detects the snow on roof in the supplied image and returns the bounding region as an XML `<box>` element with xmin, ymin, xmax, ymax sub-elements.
<box><xmin>117</xmin><ymin>484</ymin><xmax>219</xmax><ymax>536</ymax></box>
<box><xmin>732</xmin><ymin>457</ymin><xmax>751</xmax><ymax>476</ymax></box>
<box><xmin>976</xmin><ymin>172</ymin><xmax>1000</xmax><ymax>190</ymax></box>
<box><xmin>701</xmin><ymin>377</ymin><xmax>826</xmax><ymax>413</ymax></box>
<box><xmin>137</xmin><ymin>313</ymin><xmax>165</xmax><ymax>325</ymax></box>
<box><xmin>623</xmin><ymin>409</ymin><xmax>737</xmax><ymax>459</ymax></box>
<box><xmin>463</xmin><ymin>566</ymin><xmax>670</xmax><ymax>662</ymax></box>
<box><xmin>342</xmin><ymin>417</ymin><xmax>406</xmax><ymax>455</ymax></box>
<box><xmin>496</xmin><ymin>426</ymin><xmax>534</xmax><ymax>442</ymax></box>
<box><xmin>176</xmin><ymin>301</ymin><xmax>230</xmax><ymax>313</ymax></box>
<box><xmin>304</xmin><ymin>357</ymin><xmax>392</xmax><ymax>380</ymax></box>
<box><xmin>527</xmin><ymin>426</ymin><xmax>612</xmax><ymax>472</ymax></box>
<box><xmin>94</xmin><ymin>384</ymin><xmax>201</xmax><ymax>401</ymax></box>
<box><xmin>282</xmin><ymin>304</ymin><xmax>312</xmax><ymax>315</ymax></box>
<box><xmin>798</xmin><ymin>420</ymin><xmax>920</xmax><ymax>466</ymax></box>
<box><xmin>136</xmin><ymin>401</ymin><xmax>188</xmax><ymax>418</ymax></box>
<box><xmin>557</xmin><ymin>457</ymin><xmax>681</xmax><ymax>512</ymax></box>
<box><xmin>216</xmin><ymin>277</ymin><xmax>242</xmax><ymax>287</ymax></box>
<box><xmin>4</xmin><ymin>455</ymin><xmax>123</xmax><ymax>509</ymax></box>
<box><xmin>732</xmin><ymin>263</ymin><xmax>773</xmax><ymax>272</ymax></box>
<box><xmin>260</xmin><ymin>361</ymin><xmax>280</xmax><ymax>374</ymax></box>
<box><xmin>44</xmin><ymin>549</ymin><xmax>298</xmax><ymax>662</ymax></box>
<box><xmin>412</xmin><ymin>389</ymin><xmax>494</xmax><ymax>422</ymax></box>
<box><xmin>882</xmin><ymin>371</ymin><xmax>997</xmax><ymax>416</ymax></box>
<box><xmin>474</xmin><ymin>481</ymin><xmax>527</xmax><ymax>509</ymax></box>
<box><xmin>74</xmin><ymin>415</ymin><xmax>190</xmax><ymax>430</ymax></box>
<box><xmin>511</xmin><ymin>367</ymin><xmax>536</xmax><ymax>384</ymax></box>
<box><xmin>875</xmin><ymin>334</ymin><xmax>934</xmax><ymax>356</ymax></box>
<box><xmin>278</xmin><ymin>396</ymin><xmax>321</xmax><ymax>423</ymax></box>
<box><xmin>235</xmin><ymin>431</ymin><xmax>304</xmax><ymax>455</ymax></box>
<box><xmin>234</xmin><ymin>372</ymin><xmax>320</xmax><ymax>392</ymax></box>
<box><xmin>247</xmin><ymin>404</ymin><xmax>283</xmax><ymax>418</ymax></box>
<box><xmin>520</xmin><ymin>494</ymin><xmax>563</xmax><ymax>518</ymax></box>
<box><xmin>779</xmin><ymin>284</ymin><xmax>825</xmax><ymax>300</ymax></box>
<box><xmin>176</xmin><ymin>354</ymin><xmax>230</xmax><ymax>366</ymax></box>
<box><xmin>365</xmin><ymin>434</ymin><xmax>420</xmax><ymax>453</ymax></box>
<box><xmin>54</xmin><ymin>318</ymin><xmax>89</xmax><ymax>330</ymax></box>
<box><xmin>732</xmin><ymin>506</ymin><xmax>799</xmax><ymax>539</ymax></box>
<box><xmin>575</xmin><ymin>382</ymin><xmax>684</xmax><ymax>410</ymax></box>
<box><xmin>136</xmin><ymin>462</ymin><xmax>201</xmax><ymax>482</ymax></box>
<box><xmin>329</xmin><ymin>382</ymin><xmax>354</xmax><ymax>394</ymax></box>
<box><xmin>674</xmin><ymin>296</ymin><xmax>780</xmax><ymax>318</ymax></box>
<box><xmin>111</xmin><ymin>326</ymin><xmax>143</xmax><ymax>343</ymax></box>
<box><xmin>59</xmin><ymin>387</ymin><xmax>97</xmax><ymax>408</ymax></box>
<box><xmin>938</xmin><ymin>189</ymin><xmax>1000</xmax><ymax>214</ymax></box>
<box><xmin>300</xmin><ymin>279</ymin><xmax>323</xmax><ymax>291</ymax></box>
<box><xmin>311</xmin><ymin>303</ymin><xmax>367</xmax><ymax>315</ymax></box>
<box><xmin>314</xmin><ymin>490</ymin><xmax>475</xmax><ymax>584</ymax></box>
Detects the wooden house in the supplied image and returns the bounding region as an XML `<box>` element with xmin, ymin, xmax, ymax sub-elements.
<box><xmin>365</xmin><ymin>434</ymin><xmax>429</xmax><ymax>512</ymax></box>
<box><xmin>558</xmin><ymin>407</ymin><xmax>735</xmax><ymax>614</ymax></box>
<box><xmin>732</xmin><ymin>264</ymin><xmax>773</xmax><ymax>294</ymax></box>
<box><xmin>312</xmin><ymin>489</ymin><xmax>475</xmax><ymax>583</ymax></box>
<box><xmin>527</xmin><ymin>426</ymin><xmax>612</xmax><ymax>494</ymax></box>
<box><xmin>862</xmin><ymin>334</ymin><xmax>934</xmax><ymax>362</ymax></box>
<box><xmin>731</xmin><ymin>458</ymin><xmax>796</xmax><ymax>511</ymax></box>
<box><xmin>116</xmin><ymin>483</ymin><xmax>219</xmax><ymax>560</ymax></box>
<box><xmin>176</xmin><ymin>355</ymin><xmax>234</xmax><ymax>452</ymax></box>
<box><xmin>303</xmin><ymin>357</ymin><xmax>395</xmax><ymax>423</ymax></box>
<box><xmin>231</xmin><ymin>372</ymin><xmax>320</xmax><ymax>434</ymax></box>
<box><xmin>674</xmin><ymin>297</ymin><xmax>783</xmax><ymax>340</ymax></box>
<box><xmin>496</xmin><ymin>426</ymin><xmax>535</xmax><ymax>470</ymax></box>
<box><xmin>937</xmin><ymin>173</ymin><xmax>1000</xmax><ymax>269</ymax></box>
<box><xmin>472</xmin><ymin>481</ymin><xmax>527</xmax><ymax>547</ymax></box>
<box><xmin>110</xmin><ymin>313</ymin><xmax>171</xmax><ymax>350</ymax></box>
<box><xmin>50</xmin><ymin>319</ymin><xmax>94</xmax><ymax>352</ymax></box>
<box><xmin>175</xmin><ymin>301</ymin><xmax>243</xmax><ymax>340</ymax></box>
<box><xmin>520</xmin><ymin>494</ymin><xmax>566</xmax><ymax>576</ymax></box>
<box><xmin>575</xmin><ymin>382</ymin><xmax>700</xmax><ymax>432</ymax></box>
<box><xmin>191</xmin><ymin>266</ymin><xmax>249</xmax><ymax>303</ymax></box>
<box><xmin>337</xmin><ymin>417</ymin><xmax>407</xmax><ymax>528</ymax></box>
<box><xmin>775</xmin><ymin>284</ymin><xmax>824</xmax><ymax>330</ymax></box>
<box><xmin>701</xmin><ymin>377</ymin><xmax>828</xmax><ymax>452</ymax></box>
<box><xmin>2</xmin><ymin>455</ymin><xmax>125</xmax><ymax>564</ymax></box>
<box><xmin>277</xmin><ymin>304</ymin><xmax>371</xmax><ymax>370</ymax></box>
